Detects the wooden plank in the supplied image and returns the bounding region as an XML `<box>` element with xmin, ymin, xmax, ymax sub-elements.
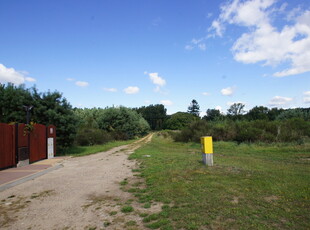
<box><xmin>29</xmin><ymin>124</ymin><xmax>47</xmax><ymax>163</ymax></box>
<box><xmin>0</xmin><ymin>123</ymin><xmax>15</xmax><ymax>169</ymax></box>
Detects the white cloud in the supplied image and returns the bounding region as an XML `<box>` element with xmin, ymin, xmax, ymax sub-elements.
<box><xmin>185</xmin><ymin>37</ymin><xmax>207</xmax><ymax>51</ymax></box>
<box><xmin>149</xmin><ymin>72</ymin><xmax>166</xmax><ymax>86</ymax></box>
<box><xmin>160</xmin><ymin>100</ymin><xmax>173</xmax><ymax>106</ymax></box>
<box><xmin>75</xmin><ymin>81</ymin><xmax>89</xmax><ymax>87</ymax></box>
<box><xmin>268</xmin><ymin>96</ymin><xmax>293</xmax><ymax>106</ymax></box>
<box><xmin>202</xmin><ymin>92</ymin><xmax>210</xmax><ymax>96</ymax></box>
<box><xmin>148</xmin><ymin>72</ymin><xmax>167</xmax><ymax>93</ymax></box>
<box><xmin>221</xmin><ymin>86</ymin><xmax>235</xmax><ymax>96</ymax></box>
<box><xmin>124</xmin><ymin>86</ymin><xmax>139</xmax><ymax>94</ymax></box>
<box><xmin>198</xmin><ymin>43</ymin><xmax>206</xmax><ymax>51</ymax></box>
<box><xmin>185</xmin><ymin>45</ymin><xmax>194</xmax><ymax>50</ymax></box>
<box><xmin>303</xmin><ymin>91</ymin><xmax>310</xmax><ymax>103</ymax></box>
<box><xmin>0</xmin><ymin>63</ymin><xmax>35</xmax><ymax>85</ymax></box>
<box><xmin>103</xmin><ymin>88</ymin><xmax>117</xmax><ymax>92</ymax></box>
<box><xmin>215</xmin><ymin>105</ymin><xmax>223</xmax><ymax>113</ymax></box>
<box><xmin>25</xmin><ymin>77</ymin><xmax>36</xmax><ymax>82</ymax></box>
<box><xmin>207</xmin><ymin>12</ymin><xmax>213</xmax><ymax>18</ymax></box>
<box><xmin>209</xmin><ymin>0</ymin><xmax>310</xmax><ymax>77</ymax></box>
<box><xmin>66</xmin><ymin>78</ymin><xmax>75</xmax><ymax>81</ymax></box>
<box><xmin>209</xmin><ymin>20</ymin><xmax>224</xmax><ymax>37</ymax></box>
<box><xmin>304</xmin><ymin>91</ymin><xmax>310</xmax><ymax>96</ymax></box>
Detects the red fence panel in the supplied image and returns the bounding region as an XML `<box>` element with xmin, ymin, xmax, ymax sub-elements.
<box><xmin>29</xmin><ymin>124</ymin><xmax>47</xmax><ymax>163</ymax></box>
<box><xmin>0</xmin><ymin>123</ymin><xmax>16</xmax><ymax>169</ymax></box>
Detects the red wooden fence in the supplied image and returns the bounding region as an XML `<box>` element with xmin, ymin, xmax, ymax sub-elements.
<box><xmin>0</xmin><ymin>123</ymin><xmax>56</xmax><ymax>169</ymax></box>
<box><xmin>29</xmin><ymin>124</ymin><xmax>47</xmax><ymax>163</ymax></box>
<box><xmin>0</xmin><ymin>124</ymin><xmax>16</xmax><ymax>169</ymax></box>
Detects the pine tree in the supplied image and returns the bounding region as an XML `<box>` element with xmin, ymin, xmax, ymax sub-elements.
<box><xmin>187</xmin><ymin>99</ymin><xmax>200</xmax><ymax>117</ymax></box>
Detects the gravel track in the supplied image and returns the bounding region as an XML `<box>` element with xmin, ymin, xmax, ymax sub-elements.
<box><xmin>0</xmin><ymin>134</ymin><xmax>155</xmax><ymax>230</ymax></box>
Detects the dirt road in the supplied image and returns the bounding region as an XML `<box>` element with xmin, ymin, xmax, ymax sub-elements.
<box><xmin>0</xmin><ymin>134</ymin><xmax>157</xmax><ymax>230</ymax></box>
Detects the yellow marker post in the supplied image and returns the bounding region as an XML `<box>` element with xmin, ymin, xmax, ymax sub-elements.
<box><xmin>201</xmin><ymin>136</ymin><xmax>213</xmax><ymax>166</ymax></box>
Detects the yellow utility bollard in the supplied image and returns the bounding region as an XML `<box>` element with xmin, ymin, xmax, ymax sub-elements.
<box><xmin>201</xmin><ymin>136</ymin><xmax>213</xmax><ymax>166</ymax></box>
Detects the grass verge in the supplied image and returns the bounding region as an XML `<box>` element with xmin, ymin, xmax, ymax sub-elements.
<box><xmin>129</xmin><ymin>133</ymin><xmax>310</xmax><ymax>229</ymax></box>
<box><xmin>59</xmin><ymin>140</ymin><xmax>136</xmax><ymax>157</ymax></box>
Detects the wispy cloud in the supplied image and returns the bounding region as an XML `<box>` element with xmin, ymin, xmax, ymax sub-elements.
<box><xmin>103</xmin><ymin>88</ymin><xmax>117</xmax><ymax>92</ymax></box>
<box><xmin>124</xmin><ymin>86</ymin><xmax>139</xmax><ymax>94</ymax></box>
<box><xmin>268</xmin><ymin>96</ymin><xmax>293</xmax><ymax>107</ymax></box>
<box><xmin>25</xmin><ymin>77</ymin><xmax>36</xmax><ymax>82</ymax></box>
<box><xmin>75</xmin><ymin>81</ymin><xmax>89</xmax><ymax>87</ymax></box>
<box><xmin>202</xmin><ymin>92</ymin><xmax>210</xmax><ymax>96</ymax></box>
<box><xmin>185</xmin><ymin>38</ymin><xmax>207</xmax><ymax>51</ymax></box>
<box><xmin>66</xmin><ymin>78</ymin><xmax>75</xmax><ymax>81</ymax></box>
<box><xmin>208</xmin><ymin>0</ymin><xmax>310</xmax><ymax>77</ymax></box>
<box><xmin>0</xmin><ymin>63</ymin><xmax>36</xmax><ymax>85</ymax></box>
<box><xmin>160</xmin><ymin>100</ymin><xmax>173</xmax><ymax>106</ymax></box>
<box><xmin>221</xmin><ymin>86</ymin><xmax>235</xmax><ymax>96</ymax></box>
<box><xmin>303</xmin><ymin>91</ymin><xmax>310</xmax><ymax>103</ymax></box>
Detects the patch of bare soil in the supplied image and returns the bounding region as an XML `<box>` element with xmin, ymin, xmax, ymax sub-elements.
<box><xmin>0</xmin><ymin>134</ymin><xmax>157</xmax><ymax>229</ymax></box>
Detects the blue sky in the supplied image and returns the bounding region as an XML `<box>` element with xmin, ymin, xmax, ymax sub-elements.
<box><xmin>0</xmin><ymin>0</ymin><xmax>309</xmax><ymax>115</ymax></box>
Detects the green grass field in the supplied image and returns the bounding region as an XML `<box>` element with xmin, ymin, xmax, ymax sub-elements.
<box><xmin>59</xmin><ymin>139</ymin><xmax>135</xmax><ymax>157</ymax></box>
<box><xmin>129</xmin><ymin>133</ymin><xmax>310</xmax><ymax>230</ymax></box>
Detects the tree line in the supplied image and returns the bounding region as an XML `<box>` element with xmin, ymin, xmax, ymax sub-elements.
<box><xmin>1</xmin><ymin>84</ymin><xmax>309</xmax><ymax>150</ymax></box>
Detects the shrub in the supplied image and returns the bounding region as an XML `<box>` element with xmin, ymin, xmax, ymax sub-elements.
<box><xmin>75</xmin><ymin>128</ymin><xmax>112</xmax><ymax>146</ymax></box>
<box><xmin>98</xmin><ymin>107</ymin><xmax>150</xmax><ymax>140</ymax></box>
<box><xmin>174</xmin><ymin>120</ymin><xmax>209</xmax><ymax>142</ymax></box>
<box><xmin>173</xmin><ymin>119</ymin><xmax>310</xmax><ymax>144</ymax></box>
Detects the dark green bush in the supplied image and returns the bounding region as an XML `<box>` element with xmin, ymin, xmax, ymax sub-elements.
<box><xmin>174</xmin><ymin>120</ymin><xmax>209</xmax><ymax>142</ymax></box>
<box><xmin>75</xmin><ymin>128</ymin><xmax>112</xmax><ymax>146</ymax></box>
<box><xmin>209</xmin><ymin>121</ymin><xmax>237</xmax><ymax>141</ymax></box>
<box><xmin>235</xmin><ymin>122</ymin><xmax>262</xmax><ymax>143</ymax></box>
<box><xmin>173</xmin><ymin>119</ymin><xmax>310</xmax><ymax>144</ymax></box>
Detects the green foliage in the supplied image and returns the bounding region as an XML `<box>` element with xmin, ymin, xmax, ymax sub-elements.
<box><xmin>173</xmin><ymin>120</ymin><xmax>209</xmax><ymax>142</ymax></box>
<box><xmin>75</xmin><ymin>128</ymin><xmax>112</xmax><ymax>146</ymax></box>
<box><xmin>134</xmin><ymin>104</ymin><xmax>167</xmax><ymax>130</ymax></box>
<box><xmin>276</xmin><ymin>108</ymin><xmax>310</xmax><ymax>121</ymax></box>
<box><xmin>0</xmin><ymin>84</ymin><xmax>78</xmax><ymax>150</ymax></box>
<box><xmin>121</xmin><ymin>205</ymin><xmax>134</xmax><ymax>213</ymax></box>
<box><xmin>246</xmin><ymin>106</ymin><xmax>269</xmax><ymax>120</ymax></box>
<box><xmin>163</xmin><ymin>112</ymin><xmax>199</xmax><ymax>130</ymax></box>
<box><xmin>0</xmin><ymin>83</ymin><xmax>33</xmax><ymax>122</ymax></box>
<box><xmin>32</xmin><ymin>90</ymin><xmax>78</xmax><ymax>149</ymax></box>
<box><xmin>174</xmin><ymin>119</ymin><xmax>310</xmax><ymax>144</ymax></box>
<box><xmin>203</xmin><ymin>108</ymin><xmax>224</xmax><ymax>121</ymax></box>
<box><xmin>73</xmin><ymin>107</ymin><xmax>150</xmax><ymax>146</ymax></box>
<box><xmin>187</xmin><ymin>99</ymin><xmax>200</xmax><ymax>117</ymax></box>
<box><xmin>227</xmin><ymin>103</ymin><xmax>245</xmax><ymax>117</ymax></box>
<box><xmin>98</xmin><ymin>107</ymin><xmax>150</xmax><ymax>139</ymax></box>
